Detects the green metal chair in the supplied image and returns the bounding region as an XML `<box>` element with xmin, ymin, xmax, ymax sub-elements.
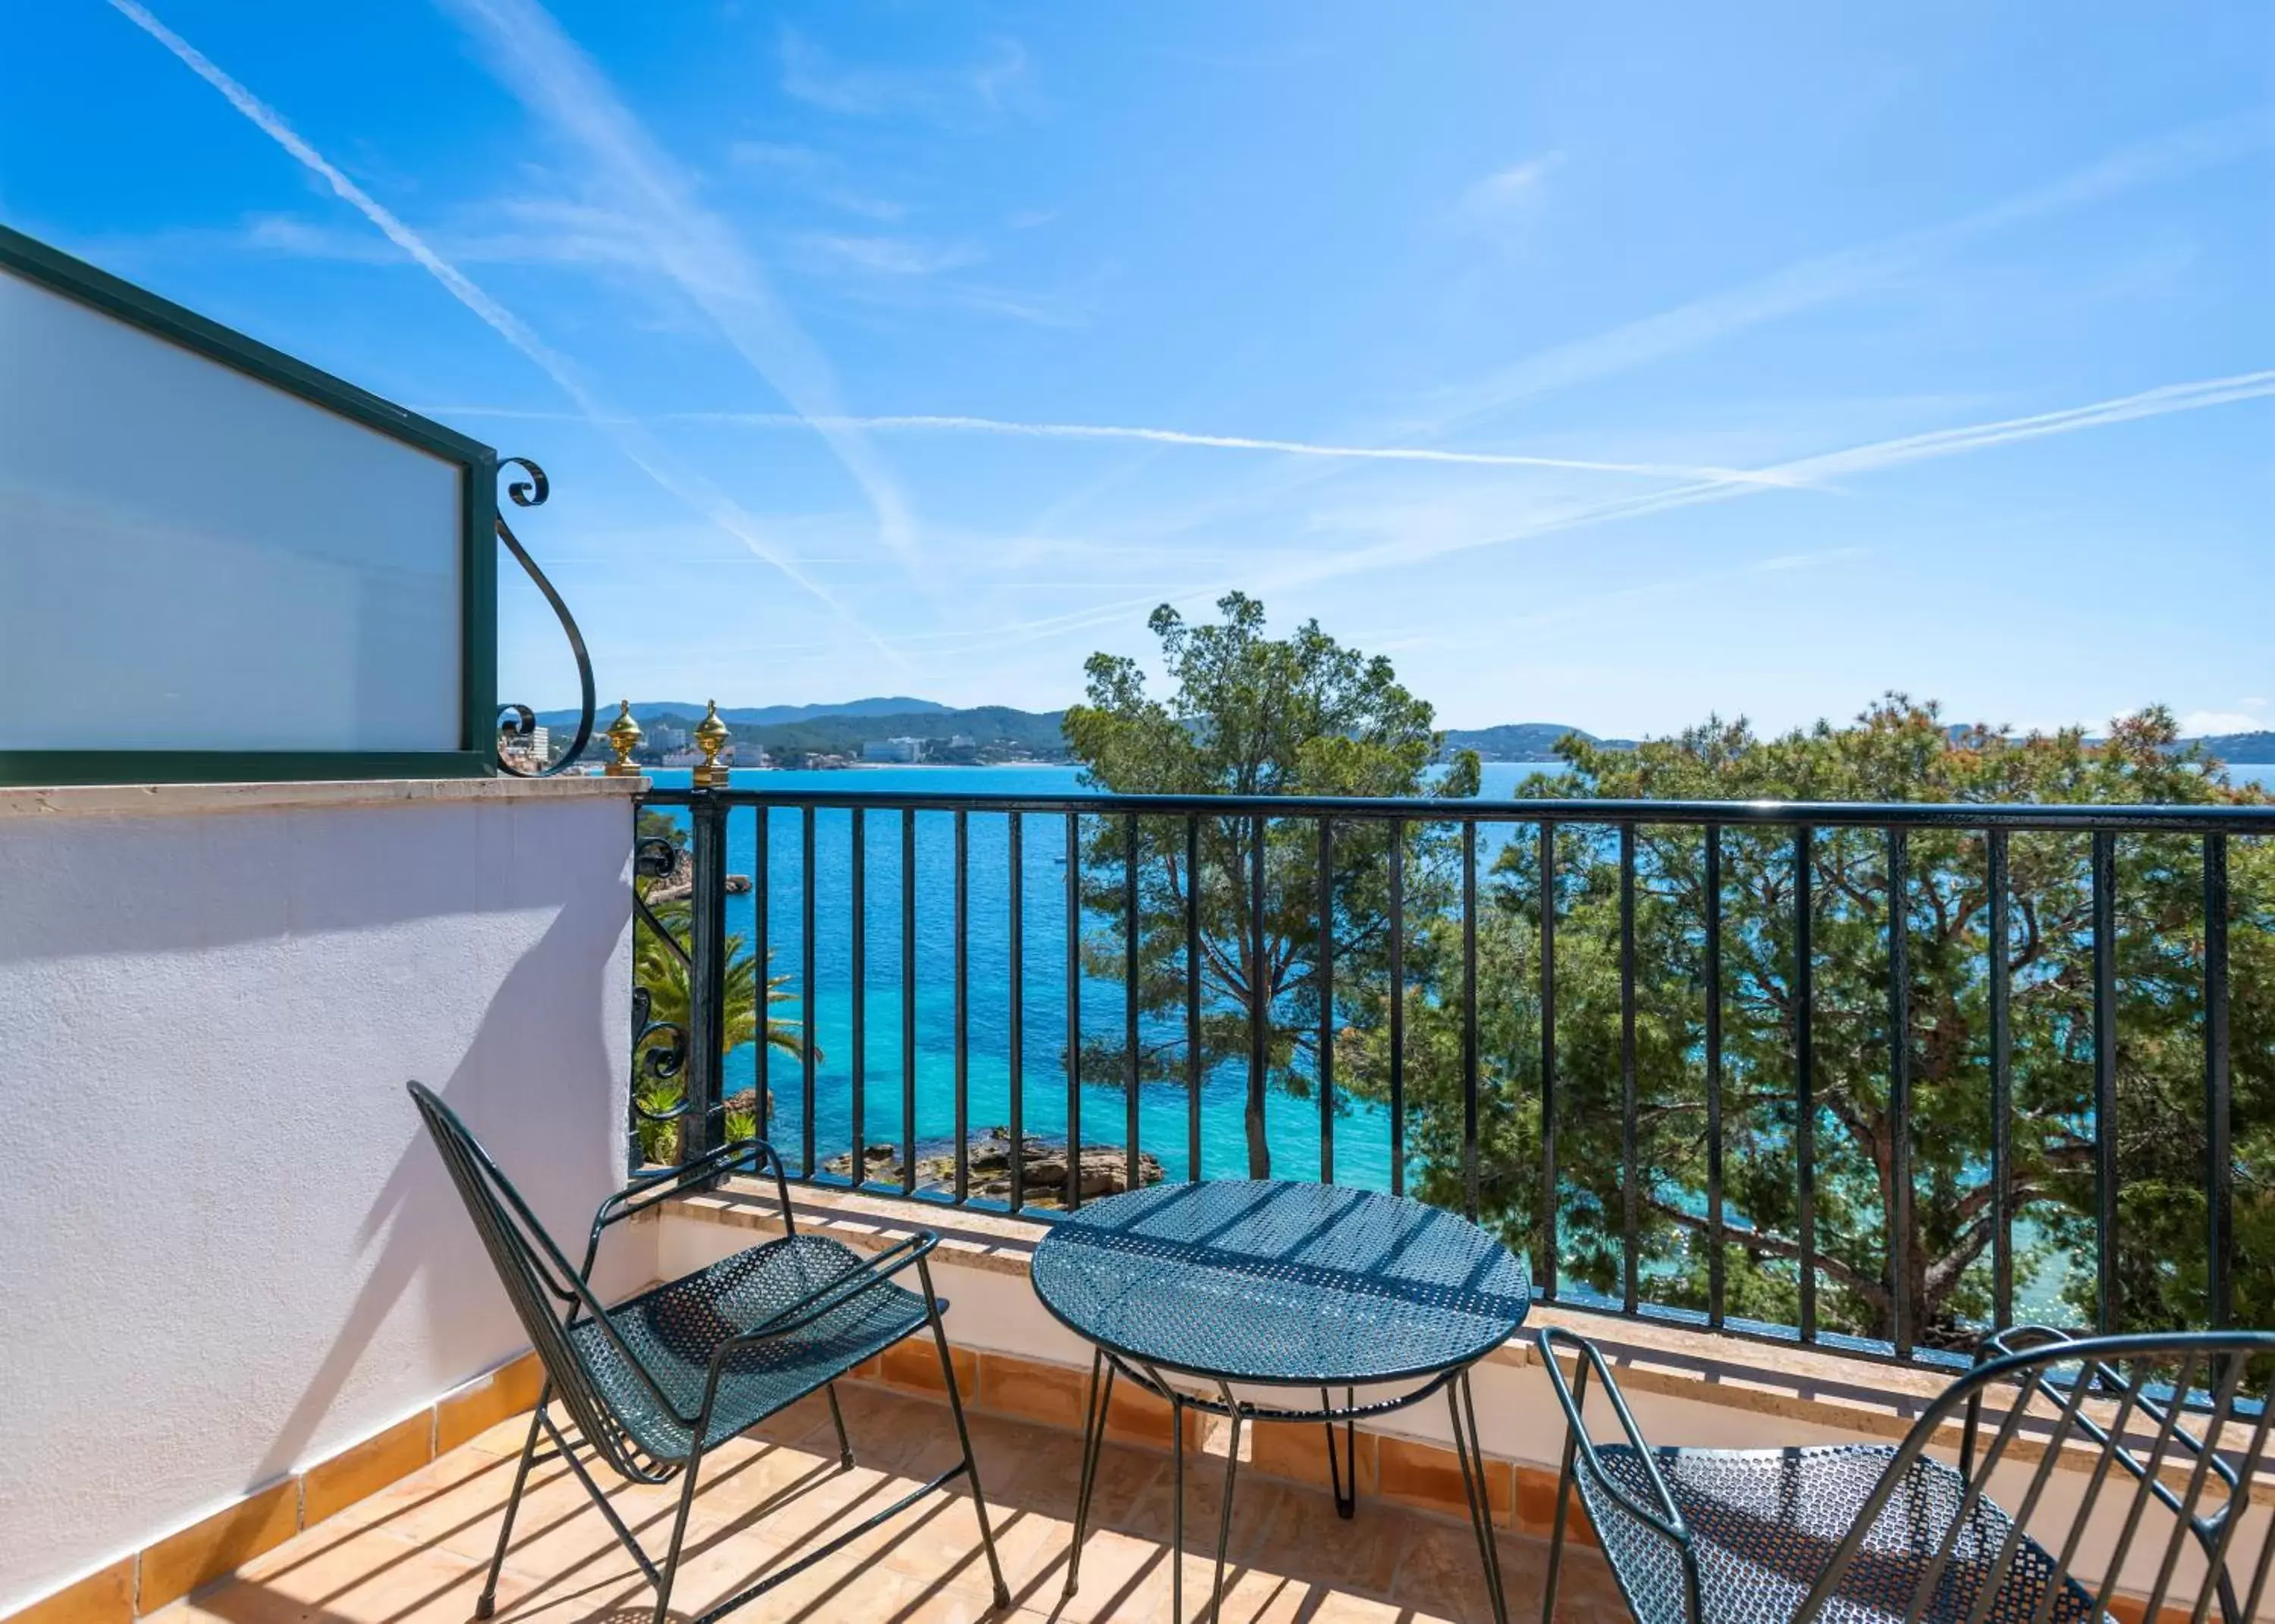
<box><xmin>406</xmin><ymin>1081</ymin><xmax>1009</xmax><ymax>1624</ymax></box>
<box><xmin>1538</xmin><ymin>1325</ymin><xmax>2275</xmax><ymax>1624</ymax></box>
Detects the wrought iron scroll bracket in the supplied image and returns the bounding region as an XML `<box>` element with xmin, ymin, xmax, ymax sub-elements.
<box><xmin>493</xmin><ymin>457</ymin><xmax>596</xmax><ymax>776</ymax></box>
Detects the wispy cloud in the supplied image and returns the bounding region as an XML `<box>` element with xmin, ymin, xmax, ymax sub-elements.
<box><xmin>1427</xmin><ymin>111</ymin><xmax>2275</xmax><ymax>425</ymax></box>
<box><xmin>1268</xmin><ymin>368</ymin><xmax>2275</xmax><ymax>593</ymax></box>
<box><xmin>727</xmin><ymin>140</ymin><xmax>905</xmax><ymax>221</ymax></box>
<box><xmin>102</xmin><ymin>0</ymin><xmax>894</xmax><ymax>654</ymax></box>
<box><xmin>779</xmin><ymin>25</ymin><xmax>1029</xmax><ymax>120</ymax></box>
<box><xmin>419</xmin><ymin>405</ymin><xmax>1802</xmax><ymax>484</ymax></box>
<box><xmin>2181</xmin><ymin>709</ymin><xmax>2267</xmax><ymax>736</ymax></box>
<box><xmin>436</xmin><ymin>0</ymin><xmax>925</xmax><ymax>571</ymax></box>
<box><xmin>792</xmin><ymin>234</ymin><xmax>981</xmax><ymax>277</ymax></box>
<box><xmin>1457</xmin><ymin>151</ymin><xmax>1566</xmax><ymax>221</ymax></box>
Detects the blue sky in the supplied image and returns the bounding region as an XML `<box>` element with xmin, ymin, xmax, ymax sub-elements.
<box><xmin>5</xmin><ymin>2</ymin><xmax>2270</xmax><ymax>735</ymax></box>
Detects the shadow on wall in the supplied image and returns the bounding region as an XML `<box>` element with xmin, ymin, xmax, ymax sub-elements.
<box><xmin>249</xmin><ymin>854</ymin><xmax>632</xmax><ymax>1487</ymax></box>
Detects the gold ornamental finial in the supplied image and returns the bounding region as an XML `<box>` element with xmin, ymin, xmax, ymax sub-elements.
<box><xmin>691</xmin><ymin>699</ymin><xmax>732</xmax><ymax>788</ymax></box>
<box><xmin>603</xmin><ymin>700</ymin><xmax>644</xmax><ymax>777</ymax></box>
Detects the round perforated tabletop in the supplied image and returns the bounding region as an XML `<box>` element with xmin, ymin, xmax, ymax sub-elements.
<box><xmin>1029</xmin><ymin>1180</ymin><xmax>1532</xmax><ymax>1387</ymax></box>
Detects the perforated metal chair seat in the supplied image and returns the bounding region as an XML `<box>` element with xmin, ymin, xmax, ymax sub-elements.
<box><xmin>1584</xmin><ymin>1446</ymin><xmax>2102</xmax><ymax>1624</ymax></box>
<box><xmin>569</xmin><ymin>1234</ymin><xmax>930</xmax><ymax>1460</ymax></box>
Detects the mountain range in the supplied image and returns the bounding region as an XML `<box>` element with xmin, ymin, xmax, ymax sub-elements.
<box><xmin>530</xmin><ymin>700</ymin><xmax>2275</xmax><ymax>766</ymax></box>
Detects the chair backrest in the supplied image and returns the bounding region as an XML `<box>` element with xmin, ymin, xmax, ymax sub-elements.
<box><xmin>406</xmin><ymin>1081</ymin><xmax>676</xmax><ymax>1478</ymax></box>
<box><xmin>1801</xmin><ymin>1329</ymin><xmax>2275</xmax><ymax>1624</ymax></box>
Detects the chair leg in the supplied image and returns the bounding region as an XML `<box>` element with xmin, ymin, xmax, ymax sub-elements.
<box><xmin>824</xmin><ymin>1380</ymin><xmax>855</xmax><ymax>1469</ymax></box>
<box><xmin>477</xmin><ymin>1382</ymin><xmax>552</xmax><ymax>1619</ymax></box>
<box><xmin>924</xmin><ymin>1271</ymin><xmax>1011</xmax><ymax>1609</ymax></box>
<box><xmin>1542</xmin><ymin>1425</ymin><xmax>1579</xmax><ymax>1624</ymax></box>
<box><xmin>650</xmin><ymin>1441</ymin><xmax>708</xmax><ymax>1624</ymax></box>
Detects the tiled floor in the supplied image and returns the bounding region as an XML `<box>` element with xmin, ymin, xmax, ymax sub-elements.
<box><xmin>150</xmin><ymin>1384</ymin><xmax>1627</xmax><ymax>1624</ymax></box>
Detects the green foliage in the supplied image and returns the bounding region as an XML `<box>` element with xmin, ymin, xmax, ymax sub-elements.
<box><xmin>631</xmin><ymin>868</ymin><xmax>806</xmax><ymax>1165</ymax></box>
<box><xmin>1063</xmin><ymin>593</ymin><xmax>1479</xmax><ymax>1174</ymax></box>
<box><xmin>1409</xmin><ymin>696</ymin><xmax>2272</xmax><ymax>1347</ymax></box>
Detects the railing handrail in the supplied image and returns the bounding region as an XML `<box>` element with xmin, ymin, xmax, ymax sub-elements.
<box><xmin>639</xmin><ymin>782</ymin><xmax>2275</xmax><ymax>834</ymax></box>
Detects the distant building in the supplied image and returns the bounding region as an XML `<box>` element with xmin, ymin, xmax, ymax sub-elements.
<box><xmin>660</xmin><ymin>741</ymin><xmax>736</xmax><ymax>768</ymax></box>
<box><xmin>862</xmin><ymin>736</ymin><xmax>926</xmax><ymax>763</ymax></box>
<box><xmin>948</xmin><ymin>734</ymin><xmax>977</xmax><ymax>750</ymax></box>
<box><xmin>501</xmin><ymin>723</ymin><xmax>550</xmax><ymax>770</ymax></box>
<box><xmin>648</xmin><ymin>723</ymin><xmax>688</xmax><ymax>751</ymax></box>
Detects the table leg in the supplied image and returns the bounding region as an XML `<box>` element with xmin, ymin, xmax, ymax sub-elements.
<box><xmin>1323</xmin><ymin>1385</ymin><xmax>1357</xmax><ymax>1519</ymax></box>
<box><xmin>1208</xmin><ymin>1382</ymin><xmax>1245</xmax><ymax>1624</ymax></box>
<box><xmin>1065</xmin><ymin>1348</ymin><xmax>1114</xmax><ymax>1596</ymax></box>
<box><xmin>1448</xmin><ymin>1369</ymin><xmax>1510</xmax><ymax>1624</ymax></box>
<box><xmin>1171</xmin><ymin>1392</ymin><xmax>1185</xmax><ymax>1624</ymax></box>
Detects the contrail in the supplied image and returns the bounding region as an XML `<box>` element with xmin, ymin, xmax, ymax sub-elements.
<box><xmin>104</xmin><ymin>0</ymin><xmax>897</xmax><ymax>657</ymax></box>
<box><xmin>436</xmin><ymin>0</ymin><xmax>926</xmax><ymax>573</ymax></box>
<box><xmin>416</xmin><ymin>403</ymin><xmax>1802</xmax><ymax>486</ymax></box>
<box><xmin>1263</xmin><ymin>368</ymin><xmax>2275</xmax><ymax>594</ymax></box>
<box><xmin>670</xmin><ymin>410</ymin><xmax>1806</xmax><ymax>485</ymax></box>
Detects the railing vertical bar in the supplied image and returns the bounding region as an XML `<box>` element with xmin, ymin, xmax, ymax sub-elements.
<box><xmin>850</xmin><ymin>805</ymin><xmax>866</xmax><ymax>1188</ymax></box>
<box><xmin>2204</xmin><ymin>833</ymin><xmax>2232</xmax><ymax>1327</ymax></box>
<box><xmin>1988</xmin><ymin>828</ymin><xmax>2013</xmax><ymax>1328</ymax></box>
<box><xmin>954</xmin><ymin>809</ymin><xmax>969</xmax><ymax>1205</ymax></box>
<box><xmin>1185</xmin><ymin>816</ymin><xmax>1201</xmax><ymax>1182</ymax></box>
<box><xmin>1125</xmin><ymin>813</ymin><xmax>1141</xmax><ymax>1196</ymax></box>
<box><xmin>1008</xmin><ymin>814</ymin><xmax>1025</xmax><ymax>1214</ymax></box>
<box><xmin>1705</xmin><ymin>824</ymin><xmax>1724</xmax><ymax>1330</ymax></box>
<box><xmin>1796</xmin><ymin>825</ymin><xmax>1817</xmax><ymax>1343</ymax></box>
<box><xmin>801</xmin><ymin>807</ymin><xmax>816</xmax><ymax>1179</ymax></box>
<box><xmin>685</xmin><ymin>791</ymin><xmax>729</xmax><ymax>1165</ymax></box>
<box><xmin>1066</xmin><ymin>809</ymin><xmax>1083</xmax><ymax>1212</ymax></box>
<box><xmin>1887</xmin><ymin>825</ymin><xmax>1913</xmax><ymax>1360</ymax></box>
<box><xmin>1462</xmin><ymin>820</ymin><xmax>1480</xmax><ymax>1221</ymax></box>
<box><xmin>1249</xmin><ymin>815</ymin><xmax>1268</xmax><ymax>1181</ymax></box>
<box><xmin>1389</xmin><ymin>820</ymin><xmax>1406</xmax><ymax>1198</ymax></box>
<box><xmin>1539</xmin><ymin>821</ymin><xmax>1556</xmax><ymax>1300</ymax></box>
<box><xmin>1318</xmin><ymin>817</ymin><xmax>1335</xmax><ymax>1185</ymax></box>
<box><xmin>900</xmin><ymin>807</ymin><xmax>918</xmax><ymax>1199</ymax></box>
<box><xmin>1620</xmin><ymin>823</ymin><xmax>1638</xmax><ymax>1315</ymax></box>
<box><xmin>754</xmin><ymin>804</ymin><xmax>769</xmax><ymax>1143</ymax></box>
<box><xmin>2092</xmin><ymin>827</ymin><xmax>2118</xmax><ymax>1334</ymax></box>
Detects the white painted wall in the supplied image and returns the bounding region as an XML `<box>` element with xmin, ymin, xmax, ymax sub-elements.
<box><xmin>0</xmin><ymin>779</ymin><xmax>648</xmax><ymax>1613</ymax></box>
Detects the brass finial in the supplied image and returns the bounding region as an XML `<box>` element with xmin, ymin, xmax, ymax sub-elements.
<box><xmin>603</xmin><ymin>700</ymin><xmax>644</xmax><ymax>776</ymax></box>
<box><xmin>691</xmin><ymin>700</ymin><xmax>732</xmax><ymax>787</ymax></box>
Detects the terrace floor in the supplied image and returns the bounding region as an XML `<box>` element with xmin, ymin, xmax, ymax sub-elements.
<box><xmin>149</xmin><ymin>1381</ymin><xmax>1628</xmax><ymax>1624</ymax></box>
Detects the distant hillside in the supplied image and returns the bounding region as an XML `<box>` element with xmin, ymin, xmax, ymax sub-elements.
<box><xmin>1442</xmin><ymin>723</ymin><xmax>1630</xmax><ymax>761</ymax></box>
<box><xmin>2198</xmin><ymin>731</ymin><xmax>2275</xmax><ymax>762</ymax></box>
<box><xmin>535</xmin><ymin>696</ymin><xmax>949</xmax><ymax>729</ymax></box>
<box><xmin>742</xmin><ymin>706</ymin><xmax>1066</xmax><ymax>760</ymax></box>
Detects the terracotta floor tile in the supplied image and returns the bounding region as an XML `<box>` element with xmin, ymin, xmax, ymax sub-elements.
<box><xmin>157</xmin><ymin>1382</ymin><xmax>1598</xmax><ymax>1624</ymax></box>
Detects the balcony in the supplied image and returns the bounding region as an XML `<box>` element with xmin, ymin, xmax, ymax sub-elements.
<box><xmin>3</xmin><ymin>229</ymin><xmax>2268</xmax><ymax>1624</ymax></box>
<box><xmin>6</xmin><ymin>763</ymin><xmax>2273</xmax><ymax>1624</ymax></box>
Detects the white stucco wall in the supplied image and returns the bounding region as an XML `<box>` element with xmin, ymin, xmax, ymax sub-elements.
<box><xmin>0</xmin><ymin>778</ymin><xmax>648</xmax><ymax>1613</ymax></box>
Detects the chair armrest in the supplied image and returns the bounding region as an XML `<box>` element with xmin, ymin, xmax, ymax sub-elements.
<box><xmin>580</xmin><ymin>1137</ymin><xmax>793</xmax><ymax>1281</ymax></box>
<box><xmin>1536</xmin><ymin>1327</ymin><xmax>1693</xmax><ymax>1547</ymax></box>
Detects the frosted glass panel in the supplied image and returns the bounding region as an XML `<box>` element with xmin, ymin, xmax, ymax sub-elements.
<box><xmin>0</xmin><ymin>266</ymin><xmax>463</xmax><ymax>753</ymax></box>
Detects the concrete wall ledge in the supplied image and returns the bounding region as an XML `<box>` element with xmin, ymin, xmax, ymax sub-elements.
<box><xmin>0</xmin><ymin>773</ymin><xmax>645</xmax><ymax>820</ymax></box>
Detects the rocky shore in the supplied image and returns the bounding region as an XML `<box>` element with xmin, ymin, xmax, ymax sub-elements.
<box><xmin>824</xmin><ymin>1125</ymin><xmax>1163</xmax><ymax>1205</ymax></box>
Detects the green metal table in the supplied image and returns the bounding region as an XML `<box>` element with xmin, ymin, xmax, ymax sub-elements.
<box><xmin>1031</xmin><ymin>1179</ymin><xmax>1532</xmax><ymax>1623</ymax></box>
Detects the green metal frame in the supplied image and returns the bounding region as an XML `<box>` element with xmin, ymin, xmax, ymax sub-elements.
<box><xmin>0</xmin><ymin>224</ymin><xmax>499</xmax><ymax>786</ymax></box>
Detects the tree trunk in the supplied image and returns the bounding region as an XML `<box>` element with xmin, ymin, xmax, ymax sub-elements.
<box><xmin>1245</xmin><ymin>1081</ymin><xmax>1272</xmax><ymax>1178</ymax></box>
